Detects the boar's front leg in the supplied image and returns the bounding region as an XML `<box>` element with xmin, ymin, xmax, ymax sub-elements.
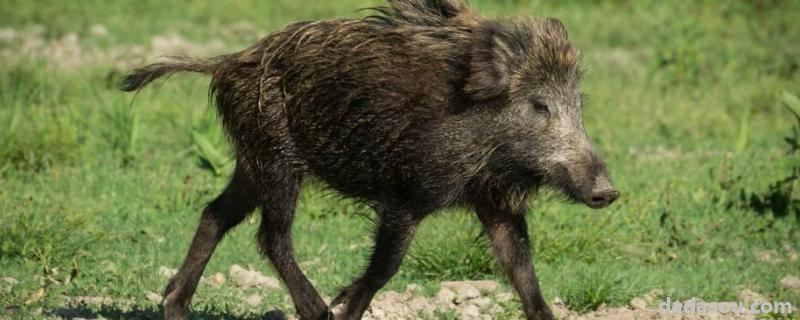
<box><xmin>474</xmin><ymin>199</ymin><xmax>555</xmax><ymax>320</ymax></box>
<box><xmin>330</xmin><ymin>207</ymin><xmax>427</xmax><ymax>320</ymax></box>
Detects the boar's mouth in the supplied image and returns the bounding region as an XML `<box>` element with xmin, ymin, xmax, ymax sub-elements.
<box><xmin>582</xmin><ymin>188</ymin><xmax>620</xmax><ymax>209</ymax></box>
<box><xmin>548</xmin><ymin>163</ymin><xmax>620</xmax><ymax>209</ymax></box>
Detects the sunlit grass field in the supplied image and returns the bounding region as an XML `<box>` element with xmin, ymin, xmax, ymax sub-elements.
<box><xmin>1</xmin><ymin>0</ymin><xmax>799</xmax><ymax>319</ymax></box>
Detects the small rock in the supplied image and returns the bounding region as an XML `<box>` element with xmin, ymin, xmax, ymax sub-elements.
<box><xmin>405</xmin><ymin>283</ymin><xmax>420</xmax><ymax>292</ymax></box>
<box><xmin>642</xmin><ymin>289</ymin><xmax>663</xmax><ymax>304</ymax></box>
<box><xmin>737</xmin><ymin>289</ymin><xmax>765</xmax><ymax>304</ymax></box>
<box><xmin>2</xmin><ymin>277</ymin><xmax>19</xmax><ymax>285</ymax></box>
<box><xmin>440</xmin><ymin>281</ymin><xmax>459</xmax><ymax>290</ymax></box>
<box><xmin>229</xmin><ymin>264</ymin><xmax>280</xmax><ymax>289</ymax></box>
<box><xmin>756</xmin><ymin>250</ymin><xmax>777</xmax><ymax>262</ymax></box>
<box><xmin>425</xmin><ymin>306</ymin><xmax>439</xmax><ymax>317</ymax></box>
<box><xmin>381</xmin><ymin>291</ymin><xmax>405</xmax><ymax>301</ymax></box>
<box><xmin>785</xmin><ymin>244</ymin><xmax>799</xmax><ymax>262</ymax></box>
<box><xmin>471</xmin><ymin>297</ymin><xmax>493</xmax><ymax>308</ymax></box>
<box><xmin>436</xmin><ymin>287</ymin><xmax>457</xmax><ymax>306</ymax></box>
<box><xmin>780</xmin><ymin>275</ymin><xmax>800</xmax><ymax>291</ymax></box>
<box><xmin>461</xmin><ymin>304</ymin><xmax>481</xmax><ymax>319</ymax></box>
<box><xmin>442</xmin><ymin>280</ymin><xmax>497</xmax><ymax>294</ymax></box>
<box><xmin>244</xmin><ymin>294</ymin><xmax>262</xmax><ymax>306</ymax></box>
<box><xmin>551</xmin><ymin>297</ymin><xmax>570</xmax><ymax>319</ymax></box>
<box><xmin>442</xmin><ymin>280</ymin><xmax>499</xmax><ymax>293</ymax></box>
<box><xmin>70</xmin><ymin>296</ymin><xmax>114</xmax><ymax>307</ymax></box>
<box><xmin>158</xmin><ymin>266</ymin><xmax>177</xmax><ymax>278</ymax></box>
<box><xmin>0</xmin><ymin>28</ymin><xmax>17</xmax><ymax>42</ymax></box>
<box><xmin>369</xmin><ymin>307</ymin><xmax>385</xmax><ymax>318</ymax></box>
<box><xmin>25</xmin><ymin>288</ymin><xmax>45</xmax><ymax>304</ymax></box>
<box><xmin>470</xmin><ymin>280</ymin><xmax>499</xmax><ymax>292</ymax></box>
<box><xmin>630</xmin><ymin>297</ymin><xmax>648</xmax><ymax>309</ymax></box>
<box><xmin>452</xmin><ymin>283</ymin><xmax>481</xmax><ymax>301</ymax></box>
<box><xmin>102</xmin><ymin>261</ymin><xmax>117</xmax><ymax>273</ymax></box>
<box><xmin>89</xmin><ymin>24</ymin><xmax>108</xmax><ymax>37</ymax></box>
<box><xmin>372</xmin><ymin>309</ymin><xmax>386</xmax><ymax>319</ymax></box>
<box><xmin>332</xmin><ymin>303</ymin><xmax>347</xmax><ymax>317</ymax></box>
<box><xmin>145</xmin><ymin>291</ymin><xmax>162</xmax><ymax>304</ymax></box>
<box><xmin>409</xmin><ymin>297</ymin><xmax>428</xmax><ymax>311</ymax></box>
<box><xmin>495</xmin><ymin>292</ymin><xmax>513</xmax><ymax>303</ymax></box>
<box><xmin>206</xmin><ymin>272</ymin><xmax>226</xmax><ymax>287</ymax></box>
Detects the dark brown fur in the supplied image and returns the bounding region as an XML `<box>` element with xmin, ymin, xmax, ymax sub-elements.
<box><xmin>121</xmin><ymin>1</ymin><xmax>618</xmax><ymax>319</ymax></box>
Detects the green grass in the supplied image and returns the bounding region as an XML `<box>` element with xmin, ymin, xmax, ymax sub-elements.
<box><xmin>2</xmin><ymin>0</ymin><xmax>800</xmax><ymax>319</ymax></box>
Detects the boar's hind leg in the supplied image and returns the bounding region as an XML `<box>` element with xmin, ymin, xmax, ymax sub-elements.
<box><xmin>474</xmin><ymin>203</ymin><xmax>555</xmax><ymax>320</ymax></box>
<box><xmin>163</xmin><ymin>166</ymin><xmax>259</xmax><ymax>320</ymax></box>
<box><xmin>330</xmin><ymin>208</ymin><xmax>426</xmax><ymax>320</ymax></box>
<box><xmin>256</xmin><ymin>163</ymin><xmax>329</xmax><ymax>320</ymax></box>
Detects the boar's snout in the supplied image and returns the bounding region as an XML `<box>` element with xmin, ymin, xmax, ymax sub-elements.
<box><xmin>552</xmin><ymin>150</ymin><xmax>619</xmax><ymax>209</ymax></box>
<box><xmin>585</xmin><ymin>185</ymin><xmax>619</xmax><ymax>209</ymax></box>
<box><xmin>580</xmin><ymin>156</ymin><xmax>619</xmax><ymax>209</ymax></box>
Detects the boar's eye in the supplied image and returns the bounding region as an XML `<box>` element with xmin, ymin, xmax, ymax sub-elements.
<box><xmin>531</xmin><ymin>101</ymin><xmax>550</xmax><ymax>116</ymax></box>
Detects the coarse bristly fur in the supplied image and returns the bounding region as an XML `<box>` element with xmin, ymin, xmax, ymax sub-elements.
<box><xmin>121</xmin><ymin>1</ymin><xmax>619</xmax><ymax>319</ymax></box>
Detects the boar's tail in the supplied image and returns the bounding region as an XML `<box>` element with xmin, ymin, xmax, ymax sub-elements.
<box><xmin>119</xmin><ymin>55</ymin><xmax>228</xmax><ymax>92</ymax></box>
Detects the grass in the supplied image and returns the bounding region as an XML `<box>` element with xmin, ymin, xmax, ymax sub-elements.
<box><xmin>1</xmin><ymin>0</ymin><xmax>800</xmax><ymax>319</ymax></box>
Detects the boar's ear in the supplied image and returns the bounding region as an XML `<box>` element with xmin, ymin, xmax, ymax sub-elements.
<box><xmin>465</xmin><ymin>22</ymin><xmax>526</xmax><ymax>101</ymax></box>
<box><xmin>542</xmin><ymin>17</ymin><xmax>569</xmax><ymax>39</ymax></box>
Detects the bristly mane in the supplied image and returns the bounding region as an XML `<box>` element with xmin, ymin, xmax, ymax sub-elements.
<box><xmin>363</xmin><ymin>0</ymin><xmax>474</xmax><ymax>26</ymax></box>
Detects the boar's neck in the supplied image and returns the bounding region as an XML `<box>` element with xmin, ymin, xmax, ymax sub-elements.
<box><xmin>419</xmin><ymin>111</ymin><xmax>539</xmax><ymax>206</ymax></box>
